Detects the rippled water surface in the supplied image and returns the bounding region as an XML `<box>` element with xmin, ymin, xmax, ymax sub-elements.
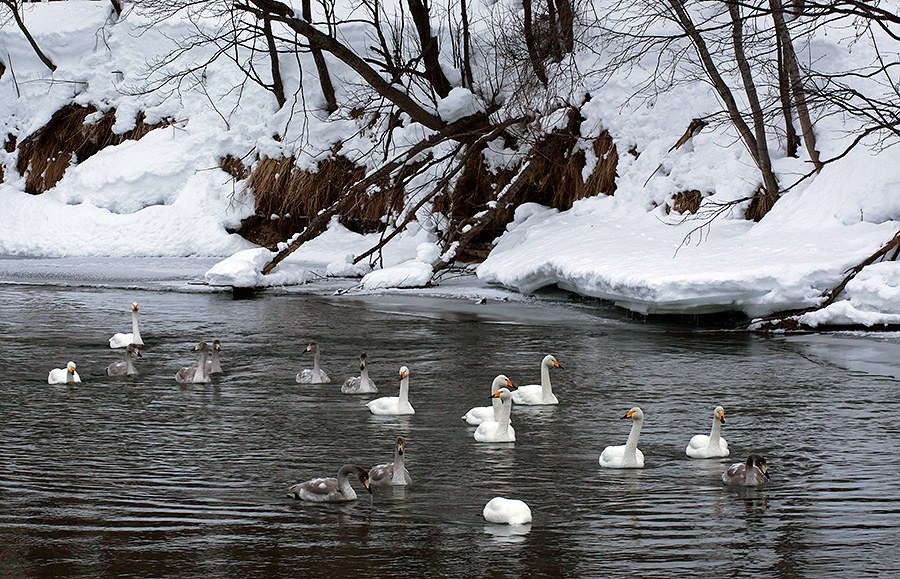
<box><xmin>1</xmin><ymin>284</ymin><xmax>899</xmax><ymax>576</ymax></box>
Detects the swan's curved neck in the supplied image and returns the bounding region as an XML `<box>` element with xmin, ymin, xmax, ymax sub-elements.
<box><xmin>497</xmin><ymin>397</ymin><xmax>512</xmax><ymax>433</ymax></box>
<box><xmin>398</xmin><ymin>376</ymin><xmax>409</xmax><ymax>406</ymax></box>
<box><xmin>624</xmin><ymin>418</ymin><xmax>642</xmax><ymax>459</ymax></box>
<box><xmin>360</xmin><ymin>366</ymin><xmax>370</xmax><ymax>386</ymax></box>
<box><xmin>193</xmin><ymin>350</ymin><xmax>208</xmax><ymax>382</ymax></box>
<box><xmin>66</xmin><ymin>370</ymin><xmax>75</xmax><ymax>383</ymax></box>
<box><xmin>540</xmin><ymin>363</ymin><xmax>553</xmax><ymax>398</ymax></box>
<box><xmin>124</xmin><ymin>351</ymin><xmax>136</xmax><ymax>374</ymax></box>
<box><xmin>131</xmin><ymin>311</ymin><xmax>142</xmax><ymax>344</ymax></box>
<box><xmin>338</xmin><ymin>472</ymin><xmax>357</xmax><ymax>499</ymax></box>
<box><xmin>491</xmin><ymin>385</ymin><xmax>502</xmax><ymax>419</ymax></box>
<box><xmin>708</xmin><ymin>417</ymin><xmax>722</xmax><ymax>447</ymax></box>
<box><xmin>392</xmin><ymin>450</ymin><xmax>406</xmax><ymax>484</ymax></box>
<box><xmin>312</xmin><ymin>349</ymin><xmax>321</xmax><ymax>379</ymax></box>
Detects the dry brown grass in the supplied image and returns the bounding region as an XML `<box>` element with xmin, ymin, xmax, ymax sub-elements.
<box><xmin>237</xmin><ymin>155</ymin><xmax>399</xmax><ymax>249</ymax></box>
<box><xmin>745</xmin><ymin>188</ymin><xmax>775</xmax><ymax>221</ymax></box>
<box><xmin>667</xmin><ymin>190</ymin><xmax>703</xmax><ymax>215</ymax></box>
<box><xmin>219</xmin><ymin>155</ymin><xmax>250</xmax><ymax>180</ymax></box>
<box><xmin>16</xmin><ymin>104</ymin><xmax>172</xmax><ymax>194</ymax></box>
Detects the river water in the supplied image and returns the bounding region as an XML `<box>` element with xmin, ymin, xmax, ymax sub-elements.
<box><xmin>1</xmin><ymin>278</ymin><xmax>899</xmax><ymax>576</ymax></box>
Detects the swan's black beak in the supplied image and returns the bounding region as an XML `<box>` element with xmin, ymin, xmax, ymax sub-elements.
<box><xmin>363</xmin><ymin>477</ymin><xmax>372</xmax><ymax>493</ymax></box>
<box><xmin>136</xmin><ymin>350</ymin><xmax>143</xmax><ymax>358</ymax></box>
<box><xmin>720</xmin><ymin>416</ymin><xmax>725</xmax><ymax>425</ymax></box>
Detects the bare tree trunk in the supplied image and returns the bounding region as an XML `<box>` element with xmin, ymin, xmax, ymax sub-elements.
<box><xmin>776</xmin><ymin>31</ymin><xmax>800</xmax><ymax>157</ymax></box>
<box><xmin>556</xmin><ymin>0</ymin><xmax>575</xmax><ymax>54</ymax></box>
<box><xmin>546</xmin><ymin>0</ymin><xmax>562</xmax><ymax>62</ymax></box>
<box><xmin>668</xmin><ymin>0</ymin><xmax>779</xmax><ymax>196</ymax></box>
<box><xmin>770</xmin><ymin>0</ymin><xmax>823</xmax><ymax>172</ymax></box>
<box><xmin>1</xmin><ymin>0</ymin><xmax>56</xmax><ymax>72</ymax></box>
<box><xmin>109</xmin><ymin>0</ymin><xmax>123</xmax><ymax>17</ymax></box>
<box><xmin>727</xmin><ymin>1</ymin><xmax>779</xmax><ymax>198</ymax></box>
<box><xmin>243</xmin><ymin>0</ymin><xmax>445</xmax><ymax>130</ymax></box>
<box><xmin>523</xmin><ymin>0</ymin><xmax>548</xmax><ymax>85</ymax></box>
<box><xmin>408</xmin><ymin>0</ymin><xmax>452</xmax><ymax>97</ymax></box>
<box><xmin>302</xmin><ymin>0</ymin><xmax>337</xmax><ymax>114</ymax></box>
<box><xmin>262</xmin><ymin>16</ymin><xmax>286</xmax><ymax>107</ymax></box>
<box><xmin>460</xmin><ymin>0</ymin><xmax>474</xmax><ymax>88</ymax></box>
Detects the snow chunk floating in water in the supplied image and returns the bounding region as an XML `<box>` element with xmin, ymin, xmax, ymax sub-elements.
<box><xmin>482</xmin><ymin>497</ymin><xmax>532</xmax><ymax>525</ymax></box>
<box><xmin>436</xmin><ymin>88</ymin><xmax>485</xmax><ymax>123</ymax></box>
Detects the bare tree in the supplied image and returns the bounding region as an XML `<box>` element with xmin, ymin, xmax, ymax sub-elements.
<box><xmin>1</xmin><ymin>0</ymin><xmax>56</xmax><ymax>72</ymax></box>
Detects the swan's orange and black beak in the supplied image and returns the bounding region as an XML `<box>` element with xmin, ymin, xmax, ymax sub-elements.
<box><xmin>621</xmin><ymin>409</ymin><xmax>635</xmax><ymax>419</ymax></box>
<box><xmin>399</xmin><ymin>369</ymin><xmax>407</xmax><ymax>382</ymax></box>
<box><xmin>363</xmin><ymin>476</ymin><xmax>372</xmax><ymax>493</ymax></box>
<box><xmin>505</xmin><ymin>377</ymin><xmax>514</xmax><ymax>389</ymax></box>
<box><xmin>717</xmin><ymin>409</ymin><xmax>725</xmax><ymax>424</ymax></box>
<box><xmin>554</xmin><ymin>359</ymin><xmax>562</xmax><ymax>369</ymax></box>
<box><xmin>132</xmin><ymin>302</ymin><xmax>139</xmax><ymax>311</ymax></box>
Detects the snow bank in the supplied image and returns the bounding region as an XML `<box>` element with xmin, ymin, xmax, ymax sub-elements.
<box><xmin>479</xmin><ymin>130</ymin><xmax>900</xmax><ymax>319</ymax></box>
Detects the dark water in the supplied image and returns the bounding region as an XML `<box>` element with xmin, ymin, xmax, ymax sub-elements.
<box><xmin>1</xmin><ymin>285</ymin><xmax>899</xmax><ymax>576</ymax></box>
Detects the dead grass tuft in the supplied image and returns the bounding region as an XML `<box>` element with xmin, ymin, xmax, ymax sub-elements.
<box><xmin>666</xmin><ymin>189</ymin><xmax>703</xmax><ymax>215</ymax></box>
<box><xmin>219</xmin><ymin>155</ymin><xmax>250</xmax><ymax>180</ymax></box>
<box><xmin>745</xmin><ymin>187</ymin><xmax>775</xmax><ymax>222</ymax></box>
<box><xmin>16</xmin><ymin>104</ymin><xmax>172</xmax><ymax>194</ymax></box>
<box><xmin>237</xmin><ymin>155</ymin><xmax>397</xmax><ymax>249</ymax></box>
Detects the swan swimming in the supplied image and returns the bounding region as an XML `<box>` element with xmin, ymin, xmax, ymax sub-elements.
<box><xmin>109</xmin><ymin>302</ymin><xmax>143</xmax><ymax>349</ymax></box>
<box><xmin>206</xmin><ymin>340</ymin><xmax>223</xmax><ymax>375</ymax></box>
<box><xmin>474</xmin><ymin>387</ymin><xmax>516</xmax><ymax>443</ymax></box>
<box><xmin>296</xmin><ymin>341</ymin><xmax>331</xmax><ymax>384</ymax></box>
<box><xmin>174</xmin><ymin>342</ymin><xmax>211</xmax><ymax>384</ymax></box>
<box><xmin>599</xmin><ymin>407</ymin><xmax>645</xmax><ymax>468</ymax></box>
<box><xmin>686</xmin><ymin>405</ymin><xmax>729</xmax><ymax>458</ymax></box>
<box><xmin>369</xmin><ymin>436</ymin><xmax>412</xmax><ymax>487</ymax></box>
<box><xmin>106</xmin><ymin>344</ymin><xmax>142</xmax><ymax>376</ymax></box>
<box><xmin>511</xmin><ymin>354</ymin><xmax>561</xmax><ymax>406</ymax></box>
<box><xmin>48</xmin><ymin>361</ymin><xmax>81</xmax><ymax>384</ymax></box>
<box><xmin>722</xmin><ymin>454</ymin><xmax>770</xmax><ymax>487</ymax></box>
<box><xmin>288</xmin><ymin>464</ymin><xmax>372</xmax><ymax>502</ymax></box>
<box><xmin>462</xmin><ymin>375</ymin><xmax>514</xmax><ymax>425</ymax></box>
<box><xmin>366</xmin><ymin>366</ymin><xmax>414</xmax><ymax>415</ymax></box>
<box><xmin>483</xmin><ymin>497</ymin><xmax>532</xmax><ymax>525</ymax></box>
<box><xmin>342</xmin><ymin>353</ymin><xmax>378</xmax><ymax>394</ymax></box>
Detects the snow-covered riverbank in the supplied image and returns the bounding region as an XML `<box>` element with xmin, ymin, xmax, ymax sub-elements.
<box><xmin>2</xmin><ymin>1</ymin><xmax>899</xmax><ymax>327</ymax></box>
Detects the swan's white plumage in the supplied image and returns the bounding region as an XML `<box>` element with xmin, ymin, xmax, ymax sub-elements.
<box><xmin>599</xmin><ymin>407</ymin><xmax>645</xmax><ymax>468</ymax></box>
<box><xmin>462</xmin><ymin>375</ymin><xmax>513</xmax><ymax>425</ymax></box>
<box><xmin>511</xmin><ymin>354</ymin><xmax>560</xmax><ymax>405</ymax></box>
<box><xmin>48</xmin><ymin>361</ymin><xmax>81</xmax><ymax>384</ymax></box>
<box><xmin>110</xmin><ymin>302</ymin><xmax>143</xmax><ymax>348</ymax></box>
<box><xmin>367</xmin><ymin>366</ymin><xmax>414</xmax><ymax>415</ymax></box>
<box><xmin>483</xmin><ymin>497</ymin><xmax>532</xmax><ymax>525</ymax></box>
<box><xmin>474</xmin><ymin>388</ymin><xmax>515</xmax><ymax>443</ymax></box>
<box><xmin>686</xmin><ymin>405</ymin><xmax>729</xmax><ymax>458</ymax></box>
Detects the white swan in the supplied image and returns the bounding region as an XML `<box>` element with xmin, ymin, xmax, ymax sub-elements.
<box><xmin>462</xmin><ymin>375</ymin><xmax>514</xmax><ymax>425</ymax></box>
<box><xmin>686</xmin><ymin>405</ymin><xmax>729</xmax><ymax>458</ymax></box>
<box><xmin>342</xmin><ymin>353</ymin><xmax>378</xmax><ymax>394</ymax></box>
<box><xmin>366</xmin><ymin>366</ymin><xmax>414</xmax><ymax>415</ymax></box>
<box><xmin>722</xmin><ymin>454</ymin><xmax>770</xmax><ymax>487</ymax></box>
<box><xmin>206</xmin><ymin>340</ymin><xmax>223</xmax><ymax>375</ymax></box>
<box><xmin>511</xmin><ymin>354</ymin><xmax>561</xmax><ymax>405</ymax></box>
<box><xmin>474</xmin><ymin>388</ymin><xmax>516</xmax><ymax>443</ymax></box>
<box><xmin>174</xmin><ymin>342</ymin><xmax>211</xmax><ymax>384</ymax></box>
<box><xmin>483</xmin><ymin>497</ymin><xmax>532</xmax><ymax>525</ymax></box>
<box><xmin>369</xmin><ymin>436</ymin><xmax>412</xmax><ymax>487</ymax></box>
<box><xmin>288</xmin><ymin>464</ymin><xmax>371</xmax><ymax>502</ymax></box>
<box><xmin>48</xmin><ymin>361</ymin><xmax>81</xmax><ymax>384</ymax></box>
<box><xmin>106</xmin><ymin>344</ymin><xmax>142</xmax><ymax>376</ymax></box>
<box><xmin>599</xmin><ymin>407</ymin><xmax>645</xmax><ymax>468</ymax></box>
<box><xmin>296</xmin><ymin>341</ymin><xmax>331</xmax><ymax>384</ymax></box>
<box><xmin>109</xmin><ymin>302</ymin><xmax>143</xmax><ymax>348</ymax></box>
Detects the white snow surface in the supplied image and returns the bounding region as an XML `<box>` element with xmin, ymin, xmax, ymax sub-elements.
<box><xmin>1</xmin><ymin>1</ymin><xmax>899</xmax><ymax>325</ymax></box>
